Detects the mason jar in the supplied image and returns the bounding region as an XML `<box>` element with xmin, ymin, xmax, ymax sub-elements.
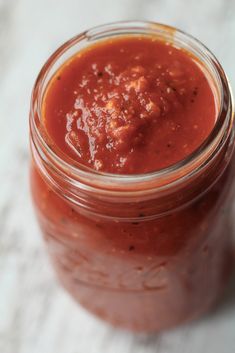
<box><xmin>29</xmin><ymin>21</ymin><xmax>235</xmax><ymax>332</ymax></box>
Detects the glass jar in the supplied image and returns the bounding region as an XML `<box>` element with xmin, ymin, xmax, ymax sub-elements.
<box><xmin>29</xmin><ymin>21</ymin><xmax>235</xmax><ymax>332</ymax></box>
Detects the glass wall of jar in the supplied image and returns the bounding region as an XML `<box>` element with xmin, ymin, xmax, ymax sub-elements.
<box><xmin>29</xmin><ymin>21</ymin><xmax>235</xmax><ymax>332</ymax></box>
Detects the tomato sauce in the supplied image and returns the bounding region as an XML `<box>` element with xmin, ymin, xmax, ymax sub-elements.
<box><xmin>43</xmin><ymin>37</ymin><xmax>216</xmax><ymax>174</ymax></box>
<box><xmin>30</xmin><ymin>27</ymin><xmax>235</xmax><ymax>332</ymax></box>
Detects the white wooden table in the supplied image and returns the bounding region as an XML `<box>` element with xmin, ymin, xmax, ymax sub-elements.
<box><xmin>0</xmin><ymin>0</ymin><xmax>235</xmax><ymax>352</ymax></box>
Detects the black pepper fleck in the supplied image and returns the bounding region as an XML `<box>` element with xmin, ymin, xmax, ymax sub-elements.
<box><xmin>132</xmin><ymin>222</ymin><xmax>139</xmax><ymax>225</ymax></box>
<box><xmin>129</xmin><ymin>245</ymin><xmax>135</xmax><ymax>251</ymax></box>
<box><xmin>61</xmin><ymin>217</ymin><xmax>67</xmax><ymax>224</ymax></box>
<box><xmin>138</xmin><ymin>213</ymin><xmax>145</xmax><ymax>218</ymax></box>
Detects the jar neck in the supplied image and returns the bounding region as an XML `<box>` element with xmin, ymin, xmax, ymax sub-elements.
<box><xmin>30</xmin><ymin>21</ymin><xmax>234</xmax><ymax>219</ymax></box>
<box><xmin>30</xmin><ymin>128</ymin><xmax>234</xmax><ymax>220</ymax></box>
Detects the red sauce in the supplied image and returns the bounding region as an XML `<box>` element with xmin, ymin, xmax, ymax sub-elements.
<box><xmin>30</xmin><ymin>31</ymin><xmax>235</xmax><ymax>332</ymax></box>
<box><xmin>43</xmin><ymin>37</ymin><xmax>216</xmax><ymax>174</ymax></box>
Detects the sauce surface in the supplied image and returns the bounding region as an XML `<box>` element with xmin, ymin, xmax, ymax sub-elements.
<box><xmin>43</xmin><ymin>36</ymin><xmax>216</xmax><ymax>174</ymax></box>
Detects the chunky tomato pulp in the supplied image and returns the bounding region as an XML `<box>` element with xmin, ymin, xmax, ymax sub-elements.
<box><xmin>30</xmin><ymin>33</ymin><xmax>235</xmax><ymax>332</ymax></box>
<box><xmin>43</xmin><ymin>37</ymin><xmax>216</xmax><ymax>173</ymax></box>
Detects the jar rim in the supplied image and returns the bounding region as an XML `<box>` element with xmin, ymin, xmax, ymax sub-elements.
<box><xmin>30</xmin><ymin>20</ymin><xmax>234</xmax><ymax>193</ymax></box>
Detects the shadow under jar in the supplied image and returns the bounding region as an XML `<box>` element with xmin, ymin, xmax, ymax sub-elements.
<box><xmin>30</xmin><ymin>21</ymin><xmax>235</xmax><ymax>333</ymax></box>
